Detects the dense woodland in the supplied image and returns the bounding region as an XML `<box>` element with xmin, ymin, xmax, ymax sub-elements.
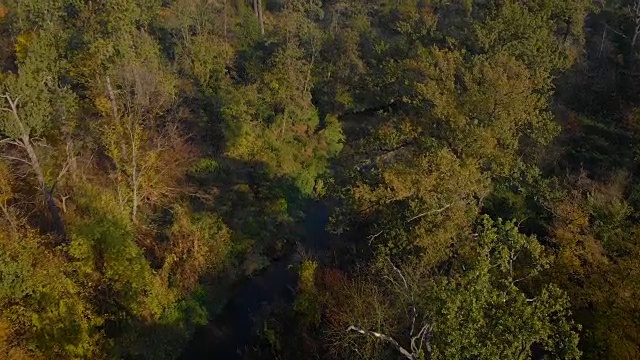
<box><xmin>1</xmin><ymin>0</ymin><xmax>640</xmax><ymax>359</ymax></box>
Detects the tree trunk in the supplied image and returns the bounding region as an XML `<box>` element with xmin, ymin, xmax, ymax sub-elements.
<box><xmin>21</xmin><ymin>134</ymin><xmax>65</xmax><ymax>235</ymax></box>
<box><xmin>257</xmin><ymin>0</ymin><xmax>265</xmax><ymax>35</ymax></box>
<box><xmin>223</xmin><ymin>0</ymin><xmax>230</xmax><ymax>66</ymax></box>
<box><xmin>253</xmin><ymin>0</ymin><xmax>259</xmax><ymax>23</ymax></box>
<box><xmin>128</xmin><ymin>120</ymin><xmax>139</xmax><ymax>223</ymax></box>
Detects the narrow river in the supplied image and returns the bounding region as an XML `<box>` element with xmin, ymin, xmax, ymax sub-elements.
<box><xmin>179</xmin><ymin>202</ymin><xmax>330</xmax><ymax>360</ymax></box>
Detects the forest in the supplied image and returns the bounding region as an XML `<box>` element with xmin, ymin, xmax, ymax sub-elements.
<box><xmin>0</xmin><ymin>0</ymin><xmax>639</xmax><ymax>359</ymax></box>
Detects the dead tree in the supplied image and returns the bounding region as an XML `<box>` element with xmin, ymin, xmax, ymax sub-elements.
<box><xmin>347</xmin><ymin>258</ymin><xmax>432</xmax><ymax>360</ymax></box>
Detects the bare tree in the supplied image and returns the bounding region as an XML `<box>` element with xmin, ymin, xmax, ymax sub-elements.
<box><xmin>347</xmin><ymin>258</ymin><xmax>432</xmax><ymax>360</ymax></box>
<box><xmin>105</xmin><ymin>75</ymin><xmax>150</xmax><ymax>223</ymax></box>
<box><xmin>103</xmin><ymin>65</ymin><xmax>192</xmax><ymax>223</ymax></box>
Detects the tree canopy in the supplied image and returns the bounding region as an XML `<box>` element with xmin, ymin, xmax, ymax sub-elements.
<box><xmin>0</xmin><ymin>1</ymin><xmax>638</xmax><ymax>359</ymax></box>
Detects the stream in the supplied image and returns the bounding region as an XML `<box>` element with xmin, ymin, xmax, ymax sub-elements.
<box><xmin>179</xmin><ymin>202</ymin><xmax>331</xmax><ymax>360</ymax></box>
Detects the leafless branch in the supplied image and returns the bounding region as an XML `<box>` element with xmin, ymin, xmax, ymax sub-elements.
<box><xmin>0</xmin><ymin>138</ymin><xmax>16</xmax><ymax>146</ymax></box>
<box><xmin>367</xmin><ymin>230</ymin><xmax>383</xmax><ymax>244</ymax></box>
<box><xmin>387</xmin><ymin>257</ymin><xmax>408</xmax><ymax>290</ymax></box>
<box><xmin>105</xmin><ymin>76</ymin><xmax>119</xmax><ymax>121</ymax></box>
<box><xmin>1</xmin><ymin>155</ymin><xmax>32</xmax><ymax>166</ymax></box>
<box><xmin>384</xmin><ymin>257</ymin><xmax>432</xmax><ymax>358</ymax></box>
<box><xmin>411</xmin><ymin>319</ymin><xmax>432</xmax><ymax>356</ymax></box>
<box><xmin>347</xmin><ymin>325</ymin><xmax>415</xmax><ymax>360</ymax></box>
<box><xmin>605</xmin><ymin>25</ymin><xmax>628</xmax><ymax>39</ymax></box>
<box><xmin>50</xmin><ymin>158</ymin><xmax>72</xmax><ymax>193</ymax></box>
<box><xmin>4</xmin><ymin>139</ymin><xmax>26</xmax><ymax>149</ymax></box>
<box><xmin>406</xmin><ymin>202</ymin><xmax>453</xmax><ymax>223</ymax></box>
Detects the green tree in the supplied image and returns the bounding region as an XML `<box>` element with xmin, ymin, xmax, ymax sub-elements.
<box><xmin>325</xmin><ymin>216</ymin><xmax>580</xmax><ymax>360</ymax></box>
<box><xmin>67</xmin><ymin>186</ymin><xmax>202</xmax><ymax>359</ymax></box>
<box><xmin>0</xmin><ymin>226</ymin><xmax>99</xmax><ymax>359</ymax></box>
<box><xmin>0</xmin><ymin>28</ymin><xmax>76</xmax><ymax>235</ymax></box>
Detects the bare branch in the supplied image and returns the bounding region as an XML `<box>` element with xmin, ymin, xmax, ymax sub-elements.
<box><xmin>105</xmin><ymin>76</ymin><xmax>119</xmax><ymax>121</ymax></box>
<box><xmin>59</xmin><ymin>194</ymin><xmax>70</xmax><ymax>214</ymax></box>
<box><xmin>0</xmin><ymin>138</ymin><xmax>27</xmax><ymax>149</ymax></box>
<box><xmin>406</xmin><ymin>203</ymin><xmax>453</xmax><ymax>223</ymax></box>
<box><xmin>411</xmin><ymin>320</ymin><xmax>432</xmax><ymax>355</ymax></box>
<box><xmin>1</xmin><ymin>94</ymin><xmax>29</xmax><ymax>136</ymax></box>
<box><xmin>0</xmin><ymin>94</ymin><xmax>21</xmax><ymax>106</ymax></box>
<box><xmin>387</xmin><ymin>257</ymin><xmax>409</xmax><ymax>290</ymax></box>
<box><xmin>347</xmin><ymin>325</ymin><xmax>415</xmax><ymax>360</ymax></box>
<box><xmin>50</xmin><ymin>159</ymin><xmax>72</xmax><ymax>193</ymax></box>
<box><xmin>2</xmin><ymin>155</ymin><xmax>32</xmax><ymax>166</ymax></box>
<box><xmin>367</xmin><ymin>230</ymin><xmax>383</xmax><ymax>244</ymax></box>
<box><xmin>385</xmin><ymin>257</ymin><xmax>431</xmax><ymax>358</ymax></box>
